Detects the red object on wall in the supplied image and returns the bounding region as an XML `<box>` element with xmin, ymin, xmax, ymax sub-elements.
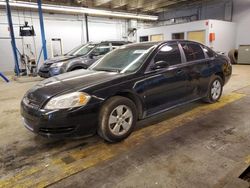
<box><xmin>209</xmin><ymin>33</ymin><xmax>215</xmax><ymax>42</ymax></box>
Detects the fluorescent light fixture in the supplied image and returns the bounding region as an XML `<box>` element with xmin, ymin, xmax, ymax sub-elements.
<box><xmin>0</xmin><ymin>1</ymin><xmax>158</xmax><ymax>21</ymax></box>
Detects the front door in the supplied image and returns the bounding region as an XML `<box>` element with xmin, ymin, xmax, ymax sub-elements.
<box><xmin>144</xmin><ymin>42</ymin><xmax>189</xmax><ymax>116</ymax></box>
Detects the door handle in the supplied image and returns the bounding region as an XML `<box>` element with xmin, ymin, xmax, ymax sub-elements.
<box><xmin>176</xmin><ymin>69</ymin><xmax>183</xmax><ymax>75</ymax></box>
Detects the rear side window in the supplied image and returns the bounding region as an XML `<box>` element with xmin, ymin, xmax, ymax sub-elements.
<box><xmin>154</xmin><ymin>43</ymin><xmax>182</xmax><ymax>66</ymax></box>
<box><xmin>181</xmin><ymin>43</ymin><xmax>205</xmax><ymax>62</ymax></box>
<box><xmin>203</xmin><ymin>46</ymin><xmax>215</xmax><ymax>58</ymax></box>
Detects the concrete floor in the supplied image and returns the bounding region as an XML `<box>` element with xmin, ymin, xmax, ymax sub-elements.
<box><xmin>0</xmin><ymin>65</ymin><xmax>249</xmax><ymax>188</ymax></box>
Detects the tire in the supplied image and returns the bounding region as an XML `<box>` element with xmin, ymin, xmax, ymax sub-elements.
<box><xmin>228</xmin><ymin>49</ymin><xmax>238</xmax><ymax>64</ymax></box>
<box><xmin>203</xmin><ymin>76</ymin><xmax>223</xmax><ymax>104</ymax></box>
<box><xmin>98</xmin><ymin>96</ymin><xmax>137</xmax><ymax>142</ymax></box>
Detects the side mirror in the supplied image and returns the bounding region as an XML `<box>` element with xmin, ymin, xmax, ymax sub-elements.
<box><xmin>152</xmin><ymin>61</ymin><xmax>170</xmax><ymax>70</ymax></box>
<box><xmin>89</xmin><ymin>52</ymin><xmax>100</xmax><ymax>59</ymax></box>
<box><xmin>89</xmin><ymin>54</ymin><xmax>94</xmax><ymax>59</ymax></box>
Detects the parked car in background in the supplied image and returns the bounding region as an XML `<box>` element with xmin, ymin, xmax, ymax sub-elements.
<box><xmin>38</xmin><ymin>41</ymin><xmax>130</xmax><ymax>78</ymax></box>
<box><xmin>21</xmin><ymin>40</ymin><xmax>232</xmax><ymax>142</ymax></box>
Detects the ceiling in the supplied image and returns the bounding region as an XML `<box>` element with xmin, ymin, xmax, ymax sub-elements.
<box><xmin>17</xmin><ymin>0</ymin><xmax>205</xmax><ymax>14</ymax></box>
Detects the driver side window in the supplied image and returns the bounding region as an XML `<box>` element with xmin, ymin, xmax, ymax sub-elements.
<box><xmin>154</xmin><ymin>43</ymin><xmax>182</xmax><ymax>66</ymax></box>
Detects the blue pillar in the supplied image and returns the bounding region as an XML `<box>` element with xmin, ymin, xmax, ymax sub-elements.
<box><xmin>37</xmin><ymin>0</ymin><xmax>48</xmax><ymax>60</ymax></box>
<box><xmin>0</xmin><ymin>72</ymin><xmax>9</xmax><ymax>83</ymax></box>
<box><xmin>5</xmin><ymin>0</ymin><xmax>20</xmax><ymax>75</ymax></box>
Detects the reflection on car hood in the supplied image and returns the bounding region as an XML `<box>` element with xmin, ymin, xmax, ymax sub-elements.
<box><xmin>53</xmin><ymin>69</ymin><xmax>122</xmax><ymax>90</ymax></box>
<box><xmin>26</xmin><ymin>69</ymin><xmax>123</xmax><ymax>106</ymax></box>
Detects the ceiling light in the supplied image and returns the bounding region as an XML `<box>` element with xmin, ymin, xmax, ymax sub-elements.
<box><xmin>0</xmin><ymin>1</ymin><xmax>158</xmax><ymax>21</ymax></box>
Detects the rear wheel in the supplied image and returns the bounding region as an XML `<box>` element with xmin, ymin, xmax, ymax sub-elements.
<box><xmin>98</xmin><ymin>96</ymin><xmax>137</xmax><ymax>142</ymax></box>
<box><xmin>203</xmin><ymin>76</ymin><xmax>223</xmax><ymax>103</ymax></box>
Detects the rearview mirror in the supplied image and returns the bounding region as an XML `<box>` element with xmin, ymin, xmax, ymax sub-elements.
<box><xmin>152</xmin><ymin>61</ymin><xmax>170</xmax><ymax>70</ymax></box>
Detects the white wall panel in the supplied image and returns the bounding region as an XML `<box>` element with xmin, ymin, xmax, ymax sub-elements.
<box><xmin>137</xmin><ymin>19</ymin><xmax>236</xmax><ymax>54</ymax></box>
<box><xmin>208</xmin><ymin>20</ymin><xmax>236</xmax><ymax>54</ymax></box>
<box><xmin>88</xmin><ymin>17</ymin><xmax>124</xmax><ymax>42</ymax></box>
<box><xmin>137</xmin><ymin>20</ymin><xmax>210</xmax><ymax>44</ymax></box>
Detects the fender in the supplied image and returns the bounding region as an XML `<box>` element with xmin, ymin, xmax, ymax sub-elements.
<box><xmin>67</xmin><ymin>62</ymin><xmax>88</xmax><ymax>71</ymax></box>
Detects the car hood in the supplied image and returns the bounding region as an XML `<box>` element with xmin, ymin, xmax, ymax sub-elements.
<box><xmin>25</xmin><ymin>69</ymin><xmax>123</xmax><ymax>106</ymax></box>
<box><xmin>44</xmin><ymin>55</ymin><xmax>79</xmax><ymax>64</ymax></box>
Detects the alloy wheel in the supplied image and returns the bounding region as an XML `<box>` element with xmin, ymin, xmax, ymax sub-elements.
<box><xmin>108</xmin><ymin>105</ymin><xmax>133</xmax><ymax>136</ymax></box>
<box><xmin>211</xmin><ymin>80</ymin><xmax>222</xmax><ymax>100</ymax></box>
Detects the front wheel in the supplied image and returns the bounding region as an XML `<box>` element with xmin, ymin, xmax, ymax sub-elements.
<box><xmin>98</xmin><ymin>96</ymin><xmax>137</xmax><ymax>142</ymax></box>
<box><xmin>203</xmin><ymin>76</ymin><xmax>223</xmax><ymax>103</ymax></box>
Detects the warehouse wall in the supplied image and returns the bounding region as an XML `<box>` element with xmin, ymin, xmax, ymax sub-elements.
<box><xmin>233</xmin><ymin>0</ymin><xmax>250</xmax><ymax>48</ymax></box>
<box><xmin>0</xmin><ymin>9</ymin><xmax>127</xmax><ymax>73</ymax></box>
<box><xmin>155</xmin><ymin>0</ymin><xmax>250</xmax><ymax>49</ymax></box>
<box><xmin>137</xmin><ymin>20</ymin><xmax>236</xmax><ymax>54</ymax></box>
<box><xmin>137</xmin><ymin>20</ymin><xmax>209</xmax><ymax>44</ymax></box>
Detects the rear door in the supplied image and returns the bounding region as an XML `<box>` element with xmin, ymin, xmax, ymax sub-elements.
<box><xmin>179</xmin><ymin>42</ymin><xmax>210</xmax><ymax>99</ymax></box>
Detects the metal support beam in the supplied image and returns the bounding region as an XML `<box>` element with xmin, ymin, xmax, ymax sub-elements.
<box><xmin>5</xmin><ymin>0</ymin><xmax>20</xmax><ymax>76</ymax></box>
<box><xmin>85</xmin><ymin>14</ymin><xmax>89</xmax><ymax>42</ymax></box>
<box><xmin>37</xmin><ymin>0</ymin><xmax>48</xmax><ymax>60</ymax></box>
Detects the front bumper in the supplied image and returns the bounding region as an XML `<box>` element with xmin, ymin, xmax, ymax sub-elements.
<box><xmin>38</xmin><ymin>66</ymin><xmax>66</xmax><ymax>78</ymax></box>
<box><xmin>21</xmin><ymin>101</ymin><xmax>100</xmax><ymax>138</ymax></box>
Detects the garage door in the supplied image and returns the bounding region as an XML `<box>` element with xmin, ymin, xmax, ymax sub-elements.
<box><xmin>187</xmin><ymin>30</ymin><xmax>205</xmax><ymax>44</ymax></box>
<box><xmin>150</xmin><ymin>34</ymin><xmax>164</xmax><ymax>42</ymax></box>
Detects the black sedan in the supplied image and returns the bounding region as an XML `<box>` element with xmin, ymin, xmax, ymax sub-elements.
<box><xmin>21</xmin><ymin>40</ymin><xmax>232</xmax><ymax>142</ymax></box>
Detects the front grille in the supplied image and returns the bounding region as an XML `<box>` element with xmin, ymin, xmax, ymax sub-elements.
<box><xmin>29</xmin><ymin>99</ymin><xmax>40</xmax><ymax>109</ymax></box>
<box><xmin>44</xmin><ymin>63</ymin><xmax>52</xmax><ymax>68</ymax></box>
<box><xmin>39</xmin><ymin>126</ymin><xmax>75</xmax><ymax>134</ymax></box>
<box><xmin>23</xmin><ymin>97</ymin><xmax>40</xmax><ymax>110</ymax></box>
<box><xmin>40</xmin><ymin>69</ymin><xmax>49</xmax><ymax>73</ymax></box>
<box><xmin>38</xmin><ymin>71</ymin><xmax>50</xmax><ymax>78</ymax></box>
<box><xmin>24</xmin><ymin>117</ymin><xmax>36</xmax><ymax>126</ymax></box>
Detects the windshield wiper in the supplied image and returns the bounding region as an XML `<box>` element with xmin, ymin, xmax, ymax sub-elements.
<box><xmin>94</xmin><ymin>68</ymin><xmax>120</xmax><ymax>73</ymax></box>
<box><xmin>66</xmin><ymin>54</ymin><xmax>74</xmax><ymax>56</ymax></box>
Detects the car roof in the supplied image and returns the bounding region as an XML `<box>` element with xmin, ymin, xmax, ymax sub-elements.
<box><xmin>122</xmin><ymin>40</ymin><xmax>205</xmax><ymax>48</ymax></box>
<box><xmin>85</xmin><ymin>41</ymin><xmax>130</xmax><ymax>46</ymax></box>
<box><xmin>87</xmin><ymin>40</ymin><xmax>204</xmax><ymax>48</ymax></box>
<box><xmin>101</xmin><ymin>41</ymin><xmax>131</xmax><ymax>43</ymax></box>
<box><xmin>123</xmin><ymin>41</ymin><xmax>160</xmax><ymax>48</ymax></box>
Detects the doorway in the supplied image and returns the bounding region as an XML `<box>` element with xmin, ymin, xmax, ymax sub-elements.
<box><xmin>172</xmin><ymin>32</ymin><xmax>184</xmax><ymax>40</ymax></box>
<box><xmin>139</xmin><ymin>36</ymin><xmax>149</xmax><ymax>42</ymax></box>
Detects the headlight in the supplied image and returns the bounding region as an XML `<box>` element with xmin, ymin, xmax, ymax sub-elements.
<box><xmin>44</xmin><ymin>92</ymin><xmax>91</xmax><ymax>110</ymax></box>
<box><xmin>50</xmin><ymin>62</ymin><xmax>65</xmax><ymax>68</ymax></box>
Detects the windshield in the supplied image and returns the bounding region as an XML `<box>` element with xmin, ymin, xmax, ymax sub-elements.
<box><xmin>91</xmin><ymin>45</ymin><xmax>155</xmax><ymax>73</ymax></box>
<box><xmin>66</xmin><ymin>43</ymin><xmax>96</xmax><ymax>56</ymax></box>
